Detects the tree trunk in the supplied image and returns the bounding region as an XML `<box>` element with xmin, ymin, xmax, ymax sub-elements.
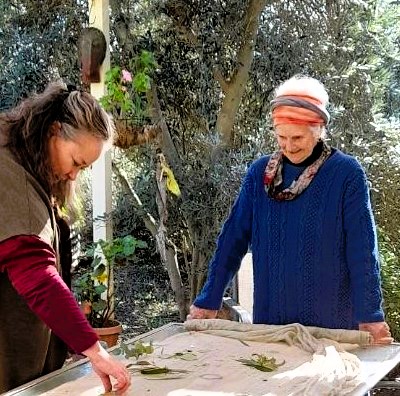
<box><xmin>143</xmin><ymin>1</ymin><xmax>269</xmax><ymax>310</ymax></box>
<box><xmin>112</xmin><ymin>161</ymin><xmax>188</xmax><ymax>319</ymax></box>
<box><xmin>215</xmin><ymin>0</ymin><xmax>267</xmax><ymax>147</ymax></box>
<box><xmin>155</xmin><ymin>154</ymin><xmax>187</xmax><ymax>320</ymax></box>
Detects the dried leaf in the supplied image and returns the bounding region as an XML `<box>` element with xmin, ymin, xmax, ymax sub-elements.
<box><xmin>141</xmin><ymin>367</ymin><xmax>170</xmax><ymax>375</ymax></box>
<box><xmin>137</xmin><ymin>365</ymin><xmax>190</xmax><ymax>379</ymax></box>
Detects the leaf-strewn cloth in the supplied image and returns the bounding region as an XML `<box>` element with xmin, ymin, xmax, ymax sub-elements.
<box><xmin>184</xmin><ymin>319</ymin><xmax>372</xmax><ymax>395</ymax></box>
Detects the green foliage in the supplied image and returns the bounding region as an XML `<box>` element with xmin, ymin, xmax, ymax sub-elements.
<box><xmin>86</xmin><ymin>234</ymin><xmax>148</xmax><ymax>263</ymax></box>
<box><xmin>109</xmin><ymin>0</ymin><xmax>400</xmax><ymax>306</ymax></box>
<box><xmin>73</xmin><ymin>235</ymin><xmax>147</xmax><ymax>328</ymax></box>
<box><xmin>2</xmin><ymin>0</ymin><xmax>400</xmax><ymax>324</ymax></box>
<box><xmin>379</xmin><ymin>230</ymin><xmax>400</xmax><ymax>341</ymax></box>
<box><xmin>99</xmin><ymin>50</ymin><xmax>157</xmax><ymax>124</ymax></box>
<box><xmin>100</xmin><ymin>66</ymin><xmax>133</xmax><ymax>115</ymax></box>
<box><xmin>362</xmin><ymin>116</ymin><xmax>400</xmax><ymax>247</ymax></box>
<box><xmin>0</xmin><ymin>0</ymin><xmax>86</xmax><ymax>110</ymax></box>
<box><xmin>162</xmin><ymin>350</ymin><xmax>198</xmax><ymax>360</ymax></box>
<box><xmin>132</xmin><ymin>50</ymin><xmax>157</xmax><ymax>92</ymax></box>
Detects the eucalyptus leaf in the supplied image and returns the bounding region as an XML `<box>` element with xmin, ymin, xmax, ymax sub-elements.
<box><xmin>237</xmin><ymin>354</ymin><xmax>284</xmax><ymax>372</ymax></box>
<box><xmin>161</xmin><ymin>351</ymin><xmax>198</xmax><ymax>361</ymax></box>
<box><xmin>139</xmin><ymin>365</ymin><xmax>189</xmax><ymax>378</ymax></box>
<box><xmin>121</xmin><ymin>340</ymin><xmax>154</xmax><ymax>360</ymax></box>
<box><xmin>140</xmin><ymin>367</ymin><xmax>169</xmax><ymax>375</ymax></box>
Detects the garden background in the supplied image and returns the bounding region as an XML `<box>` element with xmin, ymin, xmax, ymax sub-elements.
<box><xmin>0</xmin><ymin>0</ymin><xmax>399</xmax><ymax>345</ymax></box>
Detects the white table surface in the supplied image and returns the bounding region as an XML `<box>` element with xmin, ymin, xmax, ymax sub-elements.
<box><xmin>350</xmin><ymin>342</ymin><xmax>400</xmax><ymax>395</ymax></box>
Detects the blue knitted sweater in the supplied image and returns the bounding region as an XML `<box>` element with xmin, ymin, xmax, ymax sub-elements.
<box><xmin>194</xmin><ymin>149</ymin><xmax>384</xmax><ymax>329</ymax></box>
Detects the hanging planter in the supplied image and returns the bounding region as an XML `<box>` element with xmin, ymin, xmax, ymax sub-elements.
<box><xmin>99</xmin><ymin>51</ymin><xmax>158</xmax><ymax>149</ymax></box>
<box><xmin>113</xmin><ymin>119</ymin><xmax>160</xmax><ymax>149</ymax></box>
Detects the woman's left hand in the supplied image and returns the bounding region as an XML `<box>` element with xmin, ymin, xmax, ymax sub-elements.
<box><xmin>359</xmin><ymin>321</ymin><xmax>394</xmax><ymax>345</ymax></box>
<box><xmin>83</xmin><ymin>341</ymin><xmax>131</xmax><ymax>394</ymax></box>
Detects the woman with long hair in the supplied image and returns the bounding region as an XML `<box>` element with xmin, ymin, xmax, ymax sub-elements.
<box><xmin>0</xmin><ymin>82</ymin><xmax>130</xmax><ymax>394</ymax></box>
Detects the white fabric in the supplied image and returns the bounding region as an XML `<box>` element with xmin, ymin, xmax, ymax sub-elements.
<box><xmin>38</xmin><ymin>320</ymin><xmax>371</xmax><ymax>395</ymax></box>
<box><xmin>184</xmin><ymin>319</ymin><xmax>372</xmax><ymax>352</ymax></box>
<box><xmin>183</xmin><ymin>319</ymin><xmax>371</xmax><ymax>395</ymax></box>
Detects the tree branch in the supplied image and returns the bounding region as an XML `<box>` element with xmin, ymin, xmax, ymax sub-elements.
<box><xmin>146</xmin><ymin>83</ymin><xmax>199</xmax><ymax>273</ymax></box>
<box><xmin>112</xmin><ymin>162</ymin><xmax>158</xmax><ymax>237</ymax></box>
<box><xmin>163</xmin><ymin>0</ymin><xmax>199</xmax><ymax>47</ymax></box>
<box><xmin>213</xmin><ymin>67</ymin><xmax>230</xmax><ymax>94</ymax></box>
<box><xmin>176</xmin><ymin>26</ymin><xmax>199</xmax><ymax>47</ymax></box>
<box><xmin>215</xmin><ymin>0</ymin><xmax>268</xmax><ymax>147</ymax></box>
<box><xmin>147</xmin><ymin>84</ymin><xmax>183</xmax><ymax>173</ymax></box>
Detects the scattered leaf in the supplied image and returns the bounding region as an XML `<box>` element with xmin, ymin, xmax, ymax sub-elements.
<box><xmin>237</xmin><ymin>353</ymin><xmax>284</xmax><ymax>372</ymax></box>
<box><xmin>160</xmin><ymin>350</ymin><xmax>198</xmax><ymax>361</ymax></box>
<box><xmin>121</xmin><ymin>340</ymin><xmax>154</xmax><ymax>360</ymax></box>
<box><xmin>141</xmin><ymin>367</ymin><xmax>170</xmax><ymax>375</ymax></box>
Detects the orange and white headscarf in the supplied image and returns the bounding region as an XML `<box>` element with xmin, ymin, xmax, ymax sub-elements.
<box><xmin>271</xmin><ymin>95</ymin><xmax>330</xmax><ymax>127</ymax></box>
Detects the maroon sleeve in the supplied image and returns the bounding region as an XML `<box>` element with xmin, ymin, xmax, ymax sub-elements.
<box><xmin>0</xmin><ymin>235</ymin><xmax>98</xmax><ymax>353</ymax></box>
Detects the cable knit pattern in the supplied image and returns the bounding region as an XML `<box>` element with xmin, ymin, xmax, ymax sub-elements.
<box><xmin>194</xmin><ymin>149</ymin><xmax>384</xmax><ymax>329</ymax></box>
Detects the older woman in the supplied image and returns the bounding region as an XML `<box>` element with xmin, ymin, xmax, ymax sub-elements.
<box><xmin>0</xmin><ymin>83</ymin><xmax>130</xmax><ymax>393</ymax></box>
<box><xmin>189</xmin><ymin>75</ymin><xmax>392</xmax><ymax>345</ymax></box>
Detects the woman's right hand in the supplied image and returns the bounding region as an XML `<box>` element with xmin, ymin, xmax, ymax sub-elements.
<box><xmin>83</xmin><ymin>341</ymin><xmax>131</xmax><ymax>394</ymax></box>
<box><xmin>359</xmin><ymin>322</ymin><xmax>394</xmax><ymax>345</ymax></box>
<box><xmin>187</xmin><ymin>304</ymin><xmax>218</xmax><ymax>320</ymax></box>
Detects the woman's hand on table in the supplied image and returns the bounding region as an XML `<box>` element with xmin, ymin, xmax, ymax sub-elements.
<box><xmin>83</xmin><ymin>341</ymin><xmax>131</xmax><ymax>395</ymax></box>
<box><xmin>359</xmin><ymin>321</ymin><xmax>394</xmax><ymax>345</ymax></box>
<box><xmin>187</xmin><ymin>304</ymin><xmax>218</xmax><ymax>320</ymax></box>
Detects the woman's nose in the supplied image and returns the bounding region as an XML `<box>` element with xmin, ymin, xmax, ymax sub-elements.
<box><xmin>285</xmin><ymin>140</ymin><xmax>294</xmax><ymax>151</ymax></box>
<box><xmin>67</xmin><ymin>169</ymin><xmax>79</xmax><ymax>181</ymax></box>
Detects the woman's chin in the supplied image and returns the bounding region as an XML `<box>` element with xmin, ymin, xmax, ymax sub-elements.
<box><xmin>286</xmin><ymin>154</ymin><xmax>304</xmax><ymax>164</ymax></box>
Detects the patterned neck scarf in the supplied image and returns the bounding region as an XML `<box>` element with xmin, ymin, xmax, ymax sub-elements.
<box><xmin>264</xmin><ymin>141</ymin><xmax>332</xmax><ymax>201</ymax></box>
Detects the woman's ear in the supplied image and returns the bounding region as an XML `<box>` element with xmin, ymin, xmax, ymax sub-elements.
<box><xmin>49</xmin><ymin>121</ymin><xmax>62</xmax><ymax>136</ymax></box>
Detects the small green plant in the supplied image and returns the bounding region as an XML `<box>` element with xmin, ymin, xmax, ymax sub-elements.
<box><xmin>99</xmin><ymin>50</ymin><xmax>157</xmax><ymax>125</ymax></box>
<box><xmin>73</xmin><ymin>235</ymin><xmax>147</xmax><ymax>328</ymax></box>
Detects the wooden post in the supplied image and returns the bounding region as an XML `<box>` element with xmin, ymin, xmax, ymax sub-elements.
<box><xmin>89</xmin><ymin>0</ymin><xmax>114</xmax><ymax>321</ymax></box>
<box><xmin>89</xmin><ymin>0</ymin><xmax>112</xmax><ymax>244</ymax></box>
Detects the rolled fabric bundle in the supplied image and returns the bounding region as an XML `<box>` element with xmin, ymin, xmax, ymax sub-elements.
<box><xmin>184</xmin><ymin>319</ymin><xmax>372</xmax><ymax>353</ymax></box>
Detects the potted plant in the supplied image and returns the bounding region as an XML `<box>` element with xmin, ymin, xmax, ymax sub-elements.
<box><xmin>99</xmin><ymin>50</ymin><xmax>159</xmax><ymax>149</ymax></box>
<box><xmin>73</xmin><ymin>235</ymin><xmax>147</xmax><ymax>347</ymax></box>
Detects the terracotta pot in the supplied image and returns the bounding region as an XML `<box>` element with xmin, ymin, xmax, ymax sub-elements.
<box><xmin>93</xmin><ymin>320</ymin><xmax>123</xmax><ymax>348</ymax></box>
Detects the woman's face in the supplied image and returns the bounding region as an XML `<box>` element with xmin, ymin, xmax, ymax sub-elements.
<box><xmin>48</xmin><ymin>123</ymin><xmax>104</xmax><ymax>182</ymax></box>
<box><xmin>274</xmin><ymin>124</ymin><xmax>321</xmax><ymax>164</ymax></box>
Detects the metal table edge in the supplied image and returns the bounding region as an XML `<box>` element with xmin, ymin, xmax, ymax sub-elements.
<box><xmin>2</xmin><ymin>322</ymin><xmax>184</xmax><ymax>396</ymax></box>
